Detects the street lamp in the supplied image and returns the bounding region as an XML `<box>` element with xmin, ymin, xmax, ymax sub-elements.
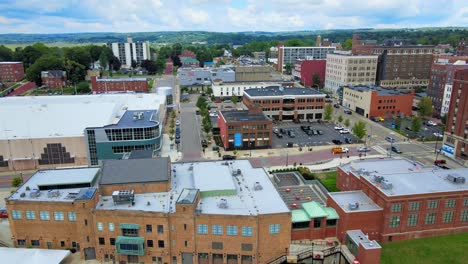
<box><xmin>434</xmin><ymin>129</ymin><xmax>443</xmax><ymax>162</ymax></box>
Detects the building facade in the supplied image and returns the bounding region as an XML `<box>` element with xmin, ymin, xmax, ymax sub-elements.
<box><xmin>217</xmin><ymin>110</ymin><xmax>272</xmax><ymax>150</ymax></box>
<box><xmin>6</xmin><ymin>159</ymin><xmax>292</xmax><ymax>264</ymax></box>
<box><xmin>443</xmin><ymin>69</ymin><xmax>468</xmax><ymax>164</ymax></box>
<box><xmin>275</xmin><ymin>43</ymin><xmax>335</xmax><ymax>72</ymax></box>
<box><xmin>342</xmin><ymin>85</ymin><xmax>414</xmax><ymax>119</ymax></box>
<box><xmin>293</xmin><ymin>59</ymin><xmax>326</xmax><ymax>88</ymax></box>
<box><xmin>234</xmin><ymin>66</ymin><xmax>273</xmax><ymax>82</ymax></box>
<box><xmin>0</xmin><ymin>62</ymin><xmax>25</xmax><ymax>82</ymax></box>
<box><xmin>211</xmin><ymin>81</ymin><xmax>291</xmax><ymax>98</ymax></box>
<box><xmin>91</xmin><ymin>76</ymin><xmax>148</xmax><ymax>93</ymax></box>
<box><xmin>41</xmin><ymin>70</ymin><xmax>67</xmax><ymax>89</ymax></box>
<box><xmin>107</xmin><ymin>38</ymin><xmax>150</xmax><ymax>68</ymax></box>
<box><xmin>243</xmin><ymin>86</ymin><xmax>326</xmax><ymax>121</ymax></box>
<box><xmin>177</xmin><ymin>67</ymin><xmax>235</xmax><ymax>86</ymax></box>
<box><xmin>324</xmin><ymin>53</ymin><xmax>378</xmax><ymax>93</ymax></box>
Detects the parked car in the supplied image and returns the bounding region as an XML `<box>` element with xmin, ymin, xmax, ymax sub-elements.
<box><xmin>434</xmin><ymin>159</ymin><xmax>446</xmax><ymax>165</ymax></box>
<box><xmin>344</xmin><ymin>137</ymin><xmax>353</xmax><ymax>144</ymax></box>
<box><xmin>385</xmin><ymin>136</ymin><xmax>396</xmax><ymax>143</ymax></box>
<box><xmin>405</xmin><ymin>126</ymin><xmax>412</xmax><ymax>131</ymax></box>
<box><xmin>426</xmin><ymin>120</ymin><xmax>437</xmax><ymax>126</ymax></box>
<box><xmin>377</xmin><ymin>117</ymin><xmax>385</xmax><ymax>122</ymax></box>
<box><xmin>0</xmin><ymin>206</ymin><xmax>7</xmax><ymax>218</ymax></box>
<box><xmin>331</xmin><ymin>147</ymin><xmax>349</xmax><ymax>154</ymax></box>
<box><xmin>175</xmin><ymin>138</ymin><xmax>180</xmax><ymax>144</ymax></box>
<box><xmin>175</xmin><ymin>120</ymin><xmax>181</xmax><ymax>126</ymax></box>
<box><xmin>276</xmin><ymin>133</ymin><xmax>283</xmax><ymax>138</ymax></box>
<box><xmin>222</xmin><ymin>155</ymin><xmax>236</xmax><ymax>160</ymax></box>
<box><xmin>332</xmin><ymin>139</ymin><xmax>343</xmax><ymax>145</ymax></box>
<box><xmin>334</xmin><ymin>126</ymin><xmax>344</xmax><ymax>130</ymax></box>
<box><xmin>306</xmin><ymin>130</ymin><xmax>314</xmax><ymax>136</ymax></box>
<box><xmin>357</xmin><ymin>146</ymin><xmax>370</xmax><ymax>152</ymax></box>
<box><xmin>333</xmin><ymin>104</ymin><xmax>340</xmax><ymax>108</ymax></box>
<box><xmin>344</xmin><ymin>110</ymin><xmax>352</xmax><ymax>115</ymax></box>
<box><xmin>391</xmin><ymin>146</ymin><xmax>402</xmax><ymax>153</ymax></box>
<box><xmin>175</xmin><ymin>134</ymin><xmax>180</xmax><ymax>139</ymax></box>
<box><xmin>287</xmin><ymin>142</ymin><xmax>294</xmax><ymax>148</ymax></box>
<box><xmin>339</xmin><ymin>129</ymin><xmax>350</xmax><ymax>134</ymax></box>
<box><xmin>223</xmin><ymin>100</ymin><xmax>231</xmax><ymax>104</ymax></box>
<box><xmin>201</xmin><ymin>139</ymin><xmax>208</xmax><ymax>148</ymax></box>
<box><xmin>287</xmin><ymin>130</ymin><xmax>296</xmax><ymax>138</ymax></box>
<box><xmin>280</xmin><ymin>128</ymin><xmax>286</xmax><ymax>134</ymax></box>
<box><xmin>301</xmin><ymin>126</ymin><xmax>309</xmax><ymax>131</ymax></box>
<box><xmin>317</xmin><ymin>130</ymin><xmax>323</xmax><ymax>135</ymax></box>
<box><xmin>176</xmin><ymin>127</ymin><xmax>181</xmax><ymax>134</ymax></box>
<box><xmin>273</xmin><ymin>128</ymin><xmax>279</xmax><ymax>134</ymax></box>
<box><xmin>433</xmin><ymin>132</ymin><xmax>443</xmax><ymax>138</ymax></box>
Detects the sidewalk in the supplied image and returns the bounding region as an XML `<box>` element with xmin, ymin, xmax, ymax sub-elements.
<box><xmin>160</xmin><ymin>134</ymin><xmax>182</xmax><ymax>162</ymax></box>
<box><xmin>269</xmin><ymin>154</ymin><xmax>385</xmax><ymax>171</ymax></box>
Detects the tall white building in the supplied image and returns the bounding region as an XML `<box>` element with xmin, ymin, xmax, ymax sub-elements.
<box><xmin>276</xmin><ymin>44</ymin><xmax>335</xmax><ymax>72</ymax></box>
<box><xmin>324</xmin><ymin>52</ymin><xmax>378</xmax><ymax>93</ymax></box>
<box><xmin>107</xmin><ymin>38</ymin><xmax>151</xmax><ymax>68</ymax></box>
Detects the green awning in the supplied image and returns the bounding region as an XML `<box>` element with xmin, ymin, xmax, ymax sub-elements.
<box><xmin>292</xmin><ymin>209</ymin><xmax>311</xmax><ymax>223</ymax></box>
<box><xmin>116</xmin><ymin>236</ymin><xmax>145</xmax><ymax>256</ymax></box>
<box><xmin>302</xmin><ymin>201</ymin><xmax>328</xmax><ymax>218</ymax></box>
<box><xmin>119</xmin><ymin>223</ymin><xmax>140</xmax><ymax>229</ymax></box>
<box><xmin>116</xmin><ymin>236</ymin><xmax>144</xmax><ymax>244</ymax></box>
<box><xmin>324</xmin><ymin>207</ymin><xmax>340</xmax><ymax>220</ymax></box>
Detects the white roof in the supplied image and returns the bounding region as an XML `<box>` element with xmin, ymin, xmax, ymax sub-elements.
<box><xmin>341</xmin><ymin>158</ymin><xmax>428</xmax><ymax>175</ymax></box>
<box><xmin>0</xmin><ymin>248</ymin><xmax>71</xmax><ymax>264</ymax></box>
<box><xmin>328</xmin><ymin>191</ymin><xmax>383</xmax><ymax>213</ymax></box>
<box><xmin>193</xmin><ymin>163</ymin><xmax>236</xmax><ymax>192</ymax></box>
<box><xmin>0</xmin><ymin>94</ymin><xmax>165</xmax><ymax>139</ymax></box>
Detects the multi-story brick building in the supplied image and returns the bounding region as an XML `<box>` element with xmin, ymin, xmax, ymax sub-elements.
<box><xmin>243</xmin><ymin>86</ymin><xmax>326</xmax><ymax>122</ymax></box>
<box><xmin>324</xmin><ymin>53</ymin><xmax>378</xmax><ymax>93</ymax></box>
<box><xmin>342</xmin><ymin>85</ymin><xmax>414</xmax><ymax>119</ymax></box>
<box><xmin>330</xmin><ymin>158</ymin><xmax>468</xmax><ymax>243</ymax></box>
<box><xmin>217</xmin><ymin>109</ymin><xmax>272</xmax><ymax>150</ymax></box>
<box><xmin>427</xmin><ymin>57</ymin><xmax>468</xmax><ymax>117</ymax></box>
<box><xmin>0</xmin><ymin>62</ymin><xmax>25</xmax><ymax>82</ymax></box>
<box><xmin>293</xmin><ymin>59</ymin><xmax>326</xmax><ymax>88</ymax></box>
<box><xmin>443</xmin><ymin>69</ymin><xmax>468</xmax><ymax>164</ymax></box>
<box><xmin>6</xmin><ymin>158</ymin><xmax>291</xmax><ymax>264</ymax></box>
<box><xmin>41</xmin><ymin>70</ymin><xmax>67</xmax><ymax>89</ymax></box>
<box><xmin>91</xmin><ymin>76</ymin><xmax>148</xmax><ymax>93</ymax></box>
<box><xmin>275</xmin><ymin>43</ymin><xmax>335</xmax><ymax>72</ymax></box>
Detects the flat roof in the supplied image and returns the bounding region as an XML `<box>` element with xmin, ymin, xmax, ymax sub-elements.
<box><xmin>9</xmin><ymin>168</ymin><xmax>99</xmax><ymax>202</ymax></box>
<box><xmin>0</xmin><ymin>61</ymin><xmax>22</xmax><ymax>64</ymax></box>
<box><xmin>100</xmin><ymin>158</ymin><xmax>169</xmax><ymax>185</ymax></box>
<box><xmin>344</xmin><ymin>85</ymin><xmax>413</xmax><ymax>96</ymax></box>
<box><xmin>347</xmin><ymin>230</ymin><xmax>381</xmax><ymax>250</ymax></box>
<box><xmin>0</xmin><ymin>94</ymin><xmax>165</xmax><ymax>139</ymax></box>
<box><xmin>0</xmin><ymin>248</ymin><xmax>71</xmax><ymax>264</ymax></box>
<box><xmin>328</xmin><ymin>191</ymin><xmax>383</xmax><ymax>213</ymax></box>
<box><xmin>220</xmin><ymin>110</ymin><xmax>269</xmax><ymax>122</ymax></box>
<box><xmin>244</xmin><ymin>86</ymin><xmax>325</xmax><ymax>97</ymax></box>
<box><xmin>97</xmin><ymin>78</ymin><xmax>147</xmax><ymax>82</ymax></box>
<box><xmin>341</xmin><ymin>158</ymin><xmax>428</xmax><ymax>175</ymax></box>
<box><xmin>192</xmin><ymin>163</ymin><xmax>236</xmax><ymax>193</ymax></box>
<box><xmin>105</xmin><ymin>110</ymin><xmax>159</xmax><ymax>129</ymax></box>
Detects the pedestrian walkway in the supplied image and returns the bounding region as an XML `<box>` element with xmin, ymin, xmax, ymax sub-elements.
<box><xmin>159</xmin><ymin>134</ymin><xmax>182</xmax><ymax>162</ymax></box>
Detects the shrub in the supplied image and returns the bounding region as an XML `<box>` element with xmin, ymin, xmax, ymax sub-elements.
<box><xmin>11</xmin><ymin>177</ymin><xmax>23</xmax><ymax>187</ymax></box>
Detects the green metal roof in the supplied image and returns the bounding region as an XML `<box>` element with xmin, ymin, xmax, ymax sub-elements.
<box><xmin>324</xmin><ymin>207</ymin><xmax>340</xmax><ymax>220</ymax></box>
<box><xmin>181</xmin><ymin>58</ymin><xmax>199</xmax><ymax>63</ymax></box>
<box><xmin>116</xmin><ymin>236</ymin><xmax>144</xmax><ymax>244</ymax></box>
<box><xmin>292</xmin><ymin>209</ymin><xmax>310</xmax><ymax>223</ymax></box>
<box><xmin>302</xmin><ymin>201</ymin><xmax>328</xmax><ymax>218</ymax></box>
<box><xmin>119</xmin><ymin>223</ymin><xmax>140</xmax><ymax>229</ymax></box>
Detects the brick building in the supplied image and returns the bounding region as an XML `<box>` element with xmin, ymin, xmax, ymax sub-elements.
<box><xmin>6</xmin><ymin>158</ymin><xmax>291</xmax><ymax>264</ymax></box>
<box><xmin>91</xmin><ymin>76</ymin><xmax>148</xmax><ymax>93</ymax></box>
<box><xmin>427</xmin><ymin>57</ymin><xmax>468</xmax><ymax>117</ymax></box>
<box><xmin>456</xmin><ymin>38</ymin><xmax>468</xmax><ymax>56</ymax></box>
<box><xmin>0</xmin><ymin>62</ymin><xmax>25</xmax><ymax>82</ymax></box>
<box><xmin>342</xmin><ymin>85</ymin><xmax>414</xmax><ymax>119</ymax></box>
<box><xmin>243</xmin><ymin>86</ymin><xmax>326</xmax><ymax>122</ymax></box>
<box><xmin>41</xmin><ymin>70</ymin><xmax>67</xmax><ymax>89</ymax></box>
<box><xmin>330</xmin><ymin>158</ymin><xmax>468</xmax><ymax>243</ymax></box>
<box><xmin>217</xmin><ymin>109</ymin><xmax>272</xmax><ymax>150</ymax></box>
<box><xmin>292</xmin><ymin>59</ymin><xmax>326</xmax><ymax>88</ymax></box>
<box><xmin>443</xmin><ymin>69</ymin><xmax>468</xmax><ymax>164</ymax></box>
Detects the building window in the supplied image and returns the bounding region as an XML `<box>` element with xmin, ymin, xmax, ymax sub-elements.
<box><xmin>25</xmin><ymin>210</ymin><xmax>36</xmax><ymax>220</ymax></box>
<box><xmin>212</xmin><ymin>225</ymin><xmax>223</xmax><ymax>235</ymax></box>
<box><xmin>99</xmin><ymin>237</ymin><xmax>105</xmax><ymax>245</ymax></box>
<box><xmin>389</xmin><ymin>216</ymin><xmax>400</xmax><ymax>228</ymax></box>
<box><xmin>146</xmin><ymin>224</ymin><xmax>152</xmax><ymax>233</ymax></box>
<box><xmin>11</xmin><ymin>210</ymin><xmax>22</xmax><ymax>220</ymax></box>
<box><xmin>68</xmin><ymin>212</ymin><xmax>76</xmax><ymax>222</ymax></box>
<box><xmin>212</xmin><ymin>242</ymin><xmax>223</xmax><ymax>250</ymax></box>
<box><xmin>443</xmin><ymin>211</ymin><xmax>454</xmax><ymax>223</ymax></box>
<box><xmin>425</xmin><ymin>213</ymin><xmax>436</xmax><ymax>225</ymax></box>
<box><xmin>147</xmin><ymin>240</ymin><xmax>154</xmax><ymax>247</ymax></box>
<box><xmin>110</xmin><ymin>238</ymin><xmax>115</xmax><ymax>246</ymax></box>
<box><xmin>461</xmin><ymin>210</ymin><xmax>468</xmax><ymax>222</ymax></box>
<box><xmin>17</xmin><ymin>240</ymin><xmax>26</xmax><ymax>246</ymax></box>
<box><xmin>242</xmin><ymin>226</ymin><xmax>253</xmax><ymax>237</ymax></box>
<box><xmin>313</xmin><ymin>218</ymin><xmax>322</xmax><ymax>228</ymax></box>
<box><xmin>31</xmin><ymin>240</ymin><xmax>40</xmax><ymax>247</ymax></box>
<box><xmin>60</xmin><ymin>241</ymin><xmax>65</xmax><ymax>247</ymax></box>
<box><xmin>446</xmin><ymin>199</ymin><xmax>456</xmax><ymax>208</ymax></box>
<box><xmin>158</xmin><ymin>240</ymin><xmax>165</xmax><ymax>248</ymax></box>
<box><xmin>464</xmin><ymin>198</ymin><xmax>468</xmax><ymax>207</ymax></box>
<box><xmin>269</xmin><ymin>224</ymin><xmax>280</xmax><ymax>234</ymax></box>
<box><xmin>409</xmin><ymin>201</ymin><xmax>420</xmax><ymax>211</ymax></box>
<box><xmin>157</xmin><ymin>225</ymin><xmax>164</xmax><ymax>234</ymax></box>
<box><xmin>54</xmin><ymin>211</ymin><xmax>64</xmax><ymax>221</ymax></box>
<box><xmin>227</xmin><ymin>226</ymin><xmax>238</xmax><ymax>236</ymax></box>
<box><xmin>84</xmin><ymin>219</ymin><xmax>88</xmax><ymax>226</ymax></box>
<box><xmin>122</xmin><ymin>228</ymin><xmax>138</xmax><ymax>237</ymax></box>
<box><xmin>38</xmin><ymin>143</ymin><xmax>75</xmax><ymax>165</ymax></box>
<box><xmin>108</xmin><ymin>223</ymin><xmax>114</xmax><ymax>232</ymax></box>
<box><xmin>97</xmin><ymin>222</ymin><xmax>104</xmax><ymax>231</ymax></box>
<box><xmin>197</xmin><ymin>224</ymin><xmax>208</xmax><ymax>235</ymax></box>
<box><xmin>428</xmin><ymin>201</ymin><xmax>438</xmax><ymax>210</ymax></box>
<box><xmin>391</xmin><ymin>204</ymin><xmax>402</xmax><ymax>212</ymax></box>
<box><xmin>407</xmin><ymin>214</ymin><xmax>418</xmax><ymax>227</ymax></box>
<box><xmin>241</xmin><ymin>243</ymin><xmax>253</xmax><ymax>251</ymax></box>
<box><xmin>326</xmin><ymin>219</ymin><xmax>337</xmax><ymax>226</ymax></box>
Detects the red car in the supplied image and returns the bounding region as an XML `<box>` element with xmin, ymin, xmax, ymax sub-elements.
<box><xmin>0</xmin><ymin>207</ymin><xmax>7</xmax><ymax>218</ymax></box>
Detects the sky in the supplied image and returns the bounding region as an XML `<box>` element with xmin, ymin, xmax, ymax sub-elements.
<box><xmin>0</xmin><ymin>0</ymin><xmax>467</xmax><ymax>34</ymax></box>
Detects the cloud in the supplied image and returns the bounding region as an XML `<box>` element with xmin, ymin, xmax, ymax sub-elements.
<box><xmin>181</xmin><ymin>8</ymin><xmax>209</xmax><ymax>24</ymax></box>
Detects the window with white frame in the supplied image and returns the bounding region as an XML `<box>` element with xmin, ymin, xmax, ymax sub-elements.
<box><xmin>212</xmin><ymin>225</ymin><xmax>223</xmax><ymax>235</ymax></box>
<box><xmin>53</xmin><ymin>211</ymin><xmax>64</xmax><ymax>221</ymax></box>
<box><xmin>68</xmin><ymin>212</ymin><xmax>76</xmax><ymax>222</ymax></box>
<box><xmin>39</xmin><ymin>211</ymin><xmax>50</xmax><ymax>221</ymax></box>
<box><xmin>25</xmin><ymin>210</ymin><xmax>36</xmax><ymax>220</ymax></box>
<box><xmin>197</xmin><ymin>224</ymin><xmax>208</xmax><ymax>235</ymax></box>
<box><xmin>97</xmin><ymin>222</ymin><xmax>104</xmax><ymax>231</ymax></box>
<box><xmin>443</xmin><ymin>211</ymin><xmax>454</xmax><ymax>223</ymax></box>
<box><xmin>242</xmin><ymin>226</ymin><xmax>253</xmax><ymax>237</ymax></box>
<box><xmin>11</xmin><ymin>210</ymin><xmax>22</xmax><ymax>220</ymax></box>
<box><xmin>227</xmin><ymin>226</ymin><xmax>238</xmax><ymax>236</ymax></box>
<box><xmin>269</xmin><ymin>224</ymin><xmax>280</xmax><ymax>234</ymax></box>
<box><xmin>108</xmin><ymin>223</ymin><xmax>114</xmax><ymax>232</ymax></box>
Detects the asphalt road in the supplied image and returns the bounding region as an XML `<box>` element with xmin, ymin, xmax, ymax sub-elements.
<box><xmin>179</xmin><ymin>95</ymin><xmax>203</xmax><ymax>161</ymax></box>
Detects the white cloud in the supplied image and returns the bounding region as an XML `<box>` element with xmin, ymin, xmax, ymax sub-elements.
<box><xmin>181</xmin><ymin>8</ymin><xmax>209</xmax><ymax>24</ymax></box>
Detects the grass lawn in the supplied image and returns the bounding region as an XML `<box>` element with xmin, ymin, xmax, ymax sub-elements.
<box><xmin>381</xmin><ymin>233</ymin><xmax>468</xmax><ymax>264</ymax></box>
<box><xmin>314</xmin><ymin>171</ymin><xmax>340</xmax><ymax>192</ymax></box>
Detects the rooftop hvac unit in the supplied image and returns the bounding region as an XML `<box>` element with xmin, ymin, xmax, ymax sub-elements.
<box><xmin>447</xmin><ymin>174</ymin><xmax>466</xmax><ymax>184</ymax></box>
<box><xmin>253</xmin><ymin>182</ymin><xmax>263</xmax><ymax>191</ymax></box>
<box><xmin>232</xmin><ymin>169</ymin><xmax>241</xmax><ymax>176</ymax></box>
<box><xmin>20</xmin><ymin>192</ymin><xmax>26</xmax><ymax>198</ymax></box>
<box><xmin>373</xmin><ymin>175</ymin><xmax>384</xmax><ymax>183</ymax></box>
<box><xmin>29</xmin><ymin>189</ymin><xmax>41</xmax><ymax>198</ymax></box>
<box><xmin>348</xmin><ymin>202</ymin><xmax>359</xmax><ymax>210</ymax></box>
<box><xmin>381</xmin><ymin>180</ymin><xmax>393</xmax><ymax>190</ymax></box>
<box><xmin>47</xmin><ymin>190</ymin><xmax>60</xmax><ymax>198</ymax></box>
<box><xmin>218</xmin><ymin>198</ymin><xmax>228</xmax><ymax>209</ymax></box>
<box><xmin>112</xmin><ymin>190</ymin><xmax>135</xmax><ymax>205</ymax></box>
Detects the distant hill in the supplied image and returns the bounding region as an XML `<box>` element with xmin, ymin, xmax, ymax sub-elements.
<box><xmin>0</xmin><ymin>27</ymin><xmax>466</xmax><ymax>46</ymax></box>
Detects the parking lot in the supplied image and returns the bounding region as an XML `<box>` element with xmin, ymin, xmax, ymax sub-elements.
<box><xmin>271</xmin><ymin>121</ymin><xmax>361</xmax><ymax>148</ymax></box>
<box><xmin>378</xmin><ymin>118</ymin><xmax>443</xmax><ymax>140</ymax></box>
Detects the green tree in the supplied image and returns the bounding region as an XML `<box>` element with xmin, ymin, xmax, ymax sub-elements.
<box><xmin>352</xmin><ymin>121</ymin><xmax>367</xmax><ymax>139</ymax></box>
<box><xmin>324</xmin><ymin>104</ymin><xmax>333</xmax><ymax>121</ymax></box>
<box><xmin>338</xmin><ymin>115</ymin><xmax>343</xmax><ymax>123</ymax></box>
<box><xmin>284</xmin><ymin>63</ymin><xmax>293</xmax><ymax>74</ymax></box>
<box><xmin>26</xmin><ymin>55</ymin><xmax>64</xmax><ymax>85</ymax></box>
<box><xmin>344</xmin><ymin>119</ymin><xmax>350</xmax><ymax>127</ymax></box>
<box><xmin>141</xmin><ymin>60</ymin><xmax>157</xmax><ymax>74</ymax></box>
<box><xmin>202</xmin><ymin>117</ymin><xmax>212</xmax><ymax>134</ymax></box>
<box><xmin>441</xmin><ymin>114</ymin><xmax>447</xmax><ymax>125</ymax></box>
<box><xmin>312</xmin><ymin>74</ymin><xmax>322</xmax><ymax>89</ymax></box>
<box><xmin>98</xmin><ymin>51</ymin><xmax>108</xmax><ymax>70</ymax></box>
<box><xmin>231</xmin><ymin>96</ymin><xmax>238</xmax><ymax>104</ymax></box>
<box><xmin>11</xmin><ymin>177</ymin><xmax>23</xmax><ymax>187</ymax></box>
<box><xmin>417</xmin><ymin>97</ymin><xmax>433</xmax><ymax>118</ymax></box>
<box><xmin>196</xmin><ymin>96</ymin><xmax>208</xmax><ymax>109</ymax></box>
<box><xmin>76</xmin><ymin>81</ymin><xmax>90</xmax><ymax>94</ymax></box>
<box><xmin>0</xmin><ymin>45</ymin><xmax>14</xmax><ymax>61</ymax></box>
<box><xmin>394</xmin><ymin>117</ymin><xmax>403</xmax><ymax>130</ymax></box>
<box><xmin>64</xmin><ymin>60</ymin><xmax>86</xmax><ymax>85</ymax></box>
<box><xmin>63</xmin><ymin>47</ymin><xmax>91</xmax><ymax>69</ymax></box>
<box><xmin>343</xmin><ymin>39</ymin><xmax>353</xmax><ymax>50</ymax></box>
<box><xmin>411</xmin><ymin>116</ymin><xmax>422</xmax><ymax>135</ymax></box>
